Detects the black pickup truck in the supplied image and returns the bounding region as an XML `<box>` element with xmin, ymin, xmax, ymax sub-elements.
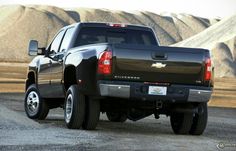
<box><xmin>25</xmin><ymin>22</ymin><xmax>213</xmax><ymax>135</ymax></box>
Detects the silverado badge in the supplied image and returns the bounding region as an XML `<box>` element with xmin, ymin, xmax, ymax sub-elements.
<box><xmin>151</xmin><ymin>62</ymin><xmax>166</xmax><ymax>69</ymax></box>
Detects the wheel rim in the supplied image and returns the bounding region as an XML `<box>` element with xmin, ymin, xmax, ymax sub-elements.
<box><xmin>26</xmin><ymin>91</ymin><xmax>40</xmax><ymax>114</ymax></box>
<box><xmin>65</xmin><ymin>94</ymin><xmax>73</xmax><ymax>123</ymax></box>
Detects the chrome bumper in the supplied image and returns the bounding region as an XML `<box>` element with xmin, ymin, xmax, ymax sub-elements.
<box><xmin>99</xmin><ymin>84</ymin><xmax>130</xmax><ymax>98</ymax></box>
<box><xmin>187</xmin><ymin>89</ymin><xmax>212</xmax><ymax>102</ymax></box>
<box><xmin>99</xmin><ymin>84</ymin><xmax>212</xmax><ymax>102</ymax></box>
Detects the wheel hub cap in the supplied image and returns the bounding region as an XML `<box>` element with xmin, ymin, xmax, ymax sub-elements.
<box><xmin>27</xmin><ymin>91</ymin><xmax>39</xmax><ymax>114</ymax></box>
<box><xmin>65</xmin><ymin>94</ymin><xmax>73</xmax><ymax>123</ymax></box>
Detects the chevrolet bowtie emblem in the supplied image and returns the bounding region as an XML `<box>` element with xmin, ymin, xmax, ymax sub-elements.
<box><xmin>151</xmin><ymin>62</ymin><xmax>166</xmax><ymax>68</ymax></box>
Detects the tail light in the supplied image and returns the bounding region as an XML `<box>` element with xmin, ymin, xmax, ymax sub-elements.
<box><xmin>107</xmin><ymin>23</ymin><xmax>127</xmax><ymax>27</ymax></box>
<box><xmin>204</xmin><ymin>57</ymin><xmax>212</xmax><ymax>81</ymax></box>
<box><xmin>98</xmin><ymin>50</ymin><xmax>112</xmax><ymax>75</ymax></box>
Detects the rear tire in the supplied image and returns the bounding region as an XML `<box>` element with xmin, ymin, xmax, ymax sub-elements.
<box><xmin>64</xmin><ymin>85</ymin><xmax>85</xmax><ymax>129</ymax></box>
<box><xmin>106</xmin><ymin>112</ymin><xmax>127</xmax><ymax>122</ymax></box>
<box><xmin>189</xmin><ymin>103</ymin><xmax>208</xmax><ymax>135</ymax></box>
<box><xmin>82</xmin><ymin>97</ymin><xmax>100</xmax><ymax>130</ymax></box>
<box><xmin>24</xmin><ymin>84</ymin><xmax>49</xmax><ymax>120</ymax></box>
<box><xmin>170</xmin><ymin>112</ymin><xmax>193</xmax><ymax>135</ymax></box>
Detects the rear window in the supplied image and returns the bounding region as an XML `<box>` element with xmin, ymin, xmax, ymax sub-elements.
<box><xmin>74</xmin><ymin>27</ymin><xmax>157</xmax><ymax>47</ymax></box>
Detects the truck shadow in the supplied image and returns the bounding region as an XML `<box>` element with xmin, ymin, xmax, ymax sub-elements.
<box><xmin>97</xmin><ymin>118</ymin><xmax>173</xmax><ymax>135</ymax></box>
<box><xmin>41</xmin><ymin>113</ymin><xmax>173</xmax><ymax>136</ymax></box>
<box><xmin>40</xmin><ymin>107</ymin><xmax>236</xmax><ymax>140</ymax></box>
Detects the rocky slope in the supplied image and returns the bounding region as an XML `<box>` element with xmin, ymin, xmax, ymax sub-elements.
<box><xmin>0</xmin><ymin>5</ymin><xmax>214</xmax><ymax>62</ymax></box>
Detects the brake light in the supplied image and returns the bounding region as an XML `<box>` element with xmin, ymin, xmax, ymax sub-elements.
<box><xmin>107</xmin><ymin>23</ymin><xmax>127</xmax><ymax>27</ymax></box>
<box><xmin>204</xmin><ymin>58</ymin><xmax>212</xmax><ymax>81</ymax></box>
<box><xmin>98</xmin><ymin>50</ymin><xmax>112</xmax><ymax>75</ymax></box>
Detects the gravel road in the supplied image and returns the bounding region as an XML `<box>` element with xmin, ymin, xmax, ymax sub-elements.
<box><xmin>0</xmin><ymin>93</ymin><xmax>235</xmax><ymax>151</ymax></box>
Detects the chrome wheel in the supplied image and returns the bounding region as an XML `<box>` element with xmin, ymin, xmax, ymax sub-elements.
<box><xmin>26</xmin><ymin>91</ymin><xmax>39</xmax><ymax>114</ymax></box>
<box><xmin>24</xmin><ymin>84</ymin><xmax>49</xmax><ymax>120</ymax></box>
<box><xmin>64</xmin><ymin>85</ymin><xmax>85</xmax><ymax>129</ymax></box>
<box><xmin>65</xmin><ymin>94</ymin><xmax>73</xmax><ymax>123</ymax></box>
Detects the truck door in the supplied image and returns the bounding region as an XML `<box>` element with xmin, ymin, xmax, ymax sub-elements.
<box><xmin>38</xmin><ymin>30</ymin><xmax>65</xmax><ymax>98</ymax></box>
<box><xmin>50</xmin><ymin>27</ymin><xmax>75</xmax><ymax>98</ymax></box>
<box><xmin>37</xmin><ymin>56</ymin><xmax>52</xmax><ymax>98</ymax></box>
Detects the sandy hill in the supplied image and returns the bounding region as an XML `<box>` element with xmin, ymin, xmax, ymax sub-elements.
<box><xmin>174</xmin><ymin>14</ymin><xmax>236</xmax><ymax>77</ymax></box>
<box><xmin>0</xmin><ymin>5</ymin><xmax>214</xmax><ymax>63</ymax></box>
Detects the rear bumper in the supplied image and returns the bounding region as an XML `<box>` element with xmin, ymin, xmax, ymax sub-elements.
<box><xmin>98</xmin><ymin>80</ymin><xmax>212</xmax><ymax>103</ymax></box>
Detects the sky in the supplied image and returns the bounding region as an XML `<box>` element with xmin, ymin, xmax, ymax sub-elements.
<box><xmin>1</xmin><ymin>0</ymin><xmax>236</xmax><ymax>18</ymax></box>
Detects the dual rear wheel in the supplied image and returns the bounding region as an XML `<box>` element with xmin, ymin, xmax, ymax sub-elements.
<box><xmin>170</xmin><ymin>103</ymin><xmax>208</xmax><ymax>135</ymax></box>
<box><xmin>64</xmin><ymin>85</ymin><xmax>129</xmax><ymax>127</ymax></box>
<box><xmin>64</xmin><ymin>85</ymin><xmax>100</xmax><ymax>130</ymax></box>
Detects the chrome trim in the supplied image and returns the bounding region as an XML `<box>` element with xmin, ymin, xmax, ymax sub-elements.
<box><xmin>188</xmin><ymin>89</ymin><xmax>212</xmax><ymax>102</ymax></box>
<box><xmin>99</xmin><ymin>84</ymin><xmax>130</xmax><ymax>98</ymax></box>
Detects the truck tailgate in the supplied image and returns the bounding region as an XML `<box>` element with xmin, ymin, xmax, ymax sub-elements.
<box><xmin>111</xmin><ymin>44</ymin><xmax>207</xmax><ymax>85</ymax></box>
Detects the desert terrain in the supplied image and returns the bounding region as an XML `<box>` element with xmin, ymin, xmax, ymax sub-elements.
<box><xmin>0</xmin><ymin>5</ymin><xmax>235</xmax><ymax>106</ymax></box>
<box><xmin>0</xmin><ymin>4</ymin><xmax>235</xmax><ymax>151</ymax></box>
<box><xmin>0</xmin><ymin>5</ymin><xmax>217</xmax><ymax>62</ymax></box>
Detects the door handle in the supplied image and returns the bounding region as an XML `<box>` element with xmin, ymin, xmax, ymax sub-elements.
<box><xmin>53</xmin><ymin>53</ymin><xmax>64</xmax><ymax>63</ymax></box>
<box><xmin>152</xmin><ymin>52</ymin><xmax>168</xmax><ymax>60</ymax></box>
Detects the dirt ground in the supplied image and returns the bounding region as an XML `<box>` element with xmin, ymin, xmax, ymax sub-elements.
<box><xmin>0</xmin><ymin>93</ymin><xmax>235</xmax><ymax>151</ymax></box>
<box><xmin>0</xmin><ymin>63</ymin><xmax>236</xmax><ymax>150</ymax></box>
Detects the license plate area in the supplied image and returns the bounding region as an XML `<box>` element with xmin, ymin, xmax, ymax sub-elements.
<box><xmin>148</xmin><ymin>86</ymin><xmax>167</xmax><ymax>96</ymax></box>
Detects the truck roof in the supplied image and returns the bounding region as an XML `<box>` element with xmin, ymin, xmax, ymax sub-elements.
<box><xmin>64</xmin><ymin>22</ymin><xmax>153</xmax><ymax>31</ymax></box>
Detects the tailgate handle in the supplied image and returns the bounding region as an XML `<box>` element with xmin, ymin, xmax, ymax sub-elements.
<box><xmin>152</xmin><ymin>52</ymin><xmax>168</xmax><ymax>60</ymax></box>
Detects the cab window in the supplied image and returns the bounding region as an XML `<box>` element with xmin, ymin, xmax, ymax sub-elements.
<box><xmin>59</xmin><ymin>27</ymin><xmax>75</xmax><ymax>52</ymax></box>
<box><xmin>49</xmin><ymin>30</ymin><xmax>65</xmax><ymax>54</ymax></box>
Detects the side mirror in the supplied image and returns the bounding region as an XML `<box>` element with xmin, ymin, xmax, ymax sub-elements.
<box><xmin>28</xmin><ymin>40</ymin><xmax>39</xmax><ymax>56</ymax></box>
<box><xmin>28</xmin><ymin>40</ymin><xmax>46</xmax><ymax>56</ymax></box>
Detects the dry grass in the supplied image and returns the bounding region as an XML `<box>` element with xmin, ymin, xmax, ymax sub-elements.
<box><xmin>209</xmin><ymin>78</ymin><xmax>236</xmax><ymax>108</ymax></box>
<box><xmin>0</xmin><ymin>83</ymin><xmax>24</xmax><ymax>93</ymax></box>
<box><xmin>0</xmin><ymin>62</ymin><xmax>27</xmax><ymax>80</ymax></box>
<box><xmin>0</xmin><ymin>63</ymin><xmax>26</xmax><ymax>93</ymax></box>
